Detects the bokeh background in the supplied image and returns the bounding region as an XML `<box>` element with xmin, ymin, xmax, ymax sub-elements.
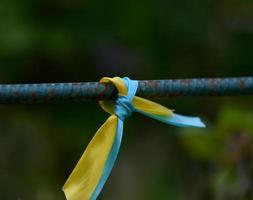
<box><xmin>1</xmin><ymin>0</ymin><xmax>253</xmax><ymax>199</ymax></box>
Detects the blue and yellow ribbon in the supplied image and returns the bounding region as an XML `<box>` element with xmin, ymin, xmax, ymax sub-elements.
<box><xmin>63</xmin><ymin>77</ymin><xmax>205</xmax><ymax>200</ymax></box>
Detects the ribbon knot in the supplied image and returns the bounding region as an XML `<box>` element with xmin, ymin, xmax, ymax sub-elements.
<box><xmin>63</xmin><ymin>76</ymin><xmax>205</xmax><ymax>200</ymax></box>
<box><xmin>115</xmin><ymin>95</ymin><xmax>135</xmax><ymax>120</ymax></box>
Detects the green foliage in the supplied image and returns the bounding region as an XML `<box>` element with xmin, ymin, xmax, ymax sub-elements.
<box><xmin>181</xmin><ymin>106</ymin><xmax>253</xmax><ymax>199</ymax></box>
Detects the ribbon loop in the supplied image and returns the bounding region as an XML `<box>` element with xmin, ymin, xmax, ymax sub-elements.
<box><xmin>114</xmin><ymin>77</ymin><xmax>138</xmax><ymax>121</ymax></box>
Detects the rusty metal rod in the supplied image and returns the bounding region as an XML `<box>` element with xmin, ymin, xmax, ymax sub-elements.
<box><xmin>0</xmin><ymin>77</ymin><xmax>252</xmax><ymax>104</ymax></box>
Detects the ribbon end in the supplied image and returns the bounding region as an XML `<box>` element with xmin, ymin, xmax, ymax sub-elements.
<box><xmin>170</xmin><ymin>114</ymin><xmax>206</xmax><ymax>128</ymax></box>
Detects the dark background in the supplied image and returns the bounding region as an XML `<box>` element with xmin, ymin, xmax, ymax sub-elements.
<box><xmin>0</xmin><ymin>0</ymin><xmax>253</xmax><ymax>199</ymax></box>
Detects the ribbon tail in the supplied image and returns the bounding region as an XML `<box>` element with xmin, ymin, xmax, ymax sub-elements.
<box><xmin>132</xmin><ymin>96</ymin><xmax>205</xmax><ymax>128</ymax></box>
<box><xmin>90</xmin><ymin>118</ymin><xmax>124</xmax><ymax>199</ymax></box>
<box><xmin>63</xmin><ymin>115</ymin><xmax>119</xmax><ymax>200</ymax></box>
<box><xmin>137</xmin><ymin>109</ymin><xmax>205</xmax><ymax>128</ymax></box>
<box><xmin>164</xmin><ymin>113</ymin><xmax>205</xmax><ymax>127</ymax></box>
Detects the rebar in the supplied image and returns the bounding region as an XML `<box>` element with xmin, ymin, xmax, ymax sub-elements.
<box><xmin>0</xmin><ymin>77</ymin><xmax>252</xmax><ymax>104</ymax></box>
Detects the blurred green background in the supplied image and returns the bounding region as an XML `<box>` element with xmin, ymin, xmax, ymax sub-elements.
<box><xmin>0</xmin><ymin>0</ymin><xmax>253</xmax><ymax>199</ymax></box>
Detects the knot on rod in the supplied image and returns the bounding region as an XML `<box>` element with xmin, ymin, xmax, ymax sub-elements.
<box><xmin>115</xmin><ymin>95</ymin><xmax>135</xmax><ymax>121</ymax></box>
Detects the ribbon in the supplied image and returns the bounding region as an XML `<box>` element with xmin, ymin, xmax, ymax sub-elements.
<box><xmin>63</xmin><ymin>77</ymin><xmax>205</xmax><ymax>200</ymax></box>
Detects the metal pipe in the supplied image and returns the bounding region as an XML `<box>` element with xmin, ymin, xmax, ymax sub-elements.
<box><xmin>0</xmin><ymin>77</ymin><xmax>252</xmax><ymax>104</ymax></box>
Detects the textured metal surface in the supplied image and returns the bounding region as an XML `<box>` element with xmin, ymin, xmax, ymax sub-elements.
<box><xmin>138</xmin><ymin>77</ymin><xmax>253</xmax><ymax>98</ymax></box>
<box><xmin>0</xmin><ymin>77</ymin><xmax>252</xmax><ymax>104</ymax></box>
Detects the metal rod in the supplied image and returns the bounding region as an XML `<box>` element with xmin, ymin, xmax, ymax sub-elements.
<box><xmin>0</xmin><ymin>77</ymin><xmax>252</xmax><ymax>104</ymax></box>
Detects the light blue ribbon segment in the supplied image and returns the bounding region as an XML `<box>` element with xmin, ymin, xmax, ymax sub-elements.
<box><xmin>136</xmin><ymin>109</ymin><xmax>205</xmax><ymax>128</ymax></box>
